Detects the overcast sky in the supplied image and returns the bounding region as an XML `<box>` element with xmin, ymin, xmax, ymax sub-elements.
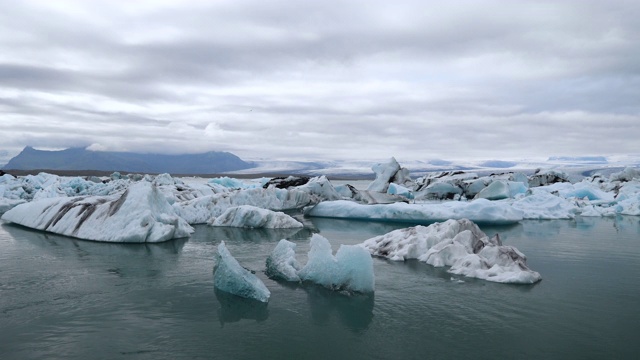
<box><xmin>1</xmin><ymin>0</ymin><xmax>638</xmax><ymax>163</ymax></box>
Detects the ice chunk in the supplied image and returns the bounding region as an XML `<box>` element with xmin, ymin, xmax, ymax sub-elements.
<box><xmin>609</xmin><ymin>167</ymin><xmax>640</xmax><ymax>182</ymax></box>
<box><xmin>265</xmin><ymin>239</ymin><xmax>301</xmax><ymax>282</ymax></box>
<box><xmin>297</xmin><ymin>234</ymin><xmax>375</xmax><ymax>293</ymax></box>
<box><xmin>213</xmin><ymin>241</ymin><xmax>270</xmax><ymax>302</ymax></box>
<box><xmin>367</xmin><ymin>157</ymin><xmax>402</xmax><ymax>192</ymax></box>
<box><xmin>387</xmin><ymin>183</ymin><xmax>414</xmax><ymax>199</ymax></box>
<box><xmin>305</xmin><ymin>199</ymin><xmax>523</xmax><ymax>225</ymax></box>
<box><xmin>1</xmin><ymin>182</ymin><xmax>193</xmax><ymax>242</ymax></box>
<box><xmin>361</xmin><ymin>219</ymin><xmax>541</xmax><ymax>284</ymax></box>
<box><xmin>415</xmin><ymin>182</ymin><xmax>462</xmax><ymax>200</ymax></box>
<box><xmin>208</xmin><ymin>176</ymin><xmax>252</xmax><ymax>189</ymax></box>
<box><xmin>208</xmin><ymin>205</ymin><xmax>303</xmax><ymax>228</ymax></box>
<box><xmin>475</xmin><ymin>180</ymin><xmax>527</xmax><ymax>200</ymax></box>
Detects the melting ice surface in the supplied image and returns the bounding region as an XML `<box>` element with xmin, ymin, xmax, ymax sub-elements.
<box><xmin>213</xmin><ymin>241</ymin><xmax>271</xmax><ymax>303</ymax></box>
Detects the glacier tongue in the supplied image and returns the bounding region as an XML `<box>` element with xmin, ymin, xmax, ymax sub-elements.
<box><xmin>1</xmin><ymin>181</ymin><xmax>193</xmax><ymax>243</ymax></box>
<box><xmin>213</xmin><ymin>241</ymin><xmax>271</xmax><ymax>303</ymax></box>
<box><xmin>361</xmin><ymin>219</ymin><xmax>541</xmax><ymax>284</ymax></box>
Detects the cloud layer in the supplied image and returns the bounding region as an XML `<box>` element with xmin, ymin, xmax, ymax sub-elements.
<box><xmin>1</xmin><ymin>0</ymin><xmax>638</xmax><ymax>162</ymax></box>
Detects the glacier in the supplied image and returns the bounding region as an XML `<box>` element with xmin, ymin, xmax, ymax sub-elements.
<box><xmin>1</xmin><ymin>181</ymin><xmax>193</xmax><ymax>243</ymax></box>
<box><xmin>213</xmin><ymin>241</ymin><xmax>271</xmax><ymax>302</ymax></box>
<box><xmin>209</xmin><ymin>205</ymin><xmax>303</xmax><ymax>228</ymax></box>
<box><xmin>361</xmin><ymin>219</ymin><xmax>541</xmax><ymax>284</ymax></box>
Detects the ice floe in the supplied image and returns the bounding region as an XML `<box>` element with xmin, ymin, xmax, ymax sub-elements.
<box><xmin>361</xmin><ymin>219</ymin><xmax>541</xmax><ymax>284</ymax></box>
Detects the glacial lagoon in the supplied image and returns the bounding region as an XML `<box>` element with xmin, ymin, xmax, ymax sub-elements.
<box><xmin>1</xmin><ymin>215</ymin><xmax>638</xmax><ymax>360</ymax></box>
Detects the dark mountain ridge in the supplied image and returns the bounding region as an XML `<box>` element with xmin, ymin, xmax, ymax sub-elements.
<box><xmin>3</xmin><ymin>147</ymin><xmax>255</xmax><ymax>174</ymax></box>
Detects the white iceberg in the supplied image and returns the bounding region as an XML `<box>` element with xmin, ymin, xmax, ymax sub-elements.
<box><xmin>213</xmin><ymin>241</ymin><xmax>271</xmax><ymax>302</ymax></box>
<box><xmin>361</xmin><ymin>219</ymin><xmax>541</xmax><ymax>284</ymax></box>
<box><xmin>174</xmin><ymin>187</ymin><xmax>313</xmax><ymax>224</ymax></box>
<box><xmin>1</xmin><ymin>181</ymin><xmax>193</xmax><ymax>243</ymax></box>
<box><xmin>297</xmin><ymin>234</ymin><xmax>375</xmax><ymax>293</ymax></box>
<box><xmin>305</xmin><ymin>199</ymin><xmax>523</xmax><ymax>225</ymax></box>
<box><xmin>265</xmin><ymin>239</ymin><xmax>301</xmax><ymax>282</ymax></box>
<box><xmin>208</xmin><ymin>205</ymin><xmax>303</xmax><ymax>228</ymax></box>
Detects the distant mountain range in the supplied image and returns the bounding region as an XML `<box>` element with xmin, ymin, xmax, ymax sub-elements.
<box><xmin>2</xmin><ymin>147</ymin><xmax>255</xmax><ymax>174</ymax></box>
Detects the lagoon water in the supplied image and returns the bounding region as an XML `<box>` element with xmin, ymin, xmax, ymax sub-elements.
<box><xmin>1</xmin><ymin>215</ymin><xmax>639</xmax><ymax>359</ymax></box>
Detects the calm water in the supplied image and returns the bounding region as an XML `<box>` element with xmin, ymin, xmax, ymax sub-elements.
<box><xmin>1</xmin><ymin>215</ymin><xmax>639</xmax><ymax>360</ymax></box>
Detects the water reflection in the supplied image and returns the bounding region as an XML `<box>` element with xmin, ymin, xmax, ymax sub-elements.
<box><xmin>2</xmin><ymin>223</ymin><xmax>188</xmax><ymax>255</ymax></box>
<box><xmin>309</xmin><ymin>217</ymin><xmax>406</xmax><ymax>237</ymax></box>
<box><xmin>214</xmin><ymin>288</ymin><xmax>269</xmax><ymax>325</ymax></box>
<box><xmin>303</xmin><ymin>285</ymin><xmax>374</xmax><ymax>333</ymax></box>
<box><xmin>194</xmin><ymin>225</ymin><xmax>313</xmax><ymax>244</ymax></box>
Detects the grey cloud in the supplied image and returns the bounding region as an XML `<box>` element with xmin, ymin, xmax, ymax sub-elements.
<box><xmin>0</xmin><ymin>0</ymin><xmax>638</xmax><ymax>161</ymax></box>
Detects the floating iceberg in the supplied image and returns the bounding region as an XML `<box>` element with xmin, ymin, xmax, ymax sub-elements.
<box><xmin>208</xmin><ymin>205</ymin><xmax>303</xmax><ymax>228</ymax></box>
<box><xmin>298</xmin><ymin>234</ymin><xmax>375</xmax><ymax>293</ymax></box>
<box><xmin>305</xmin><ymin>199</ymin><xmax>524</xmax><ymax>225</ymax></box>
<box><xmin>213</xmin><ymin>241</ymin><xmax>270</xmax><ymax>302</ymax></box>
<box><xmin>174</xmin><ymin>187</ymin><xmax>313</xmax><ymax>224</ymax></box>
<box><xmin>265</xmin><ymin>239</ymin><xmax>301</xmax><ymax>282</ymax></box>
<box><xmin>1</xmin><ymin>181</ymin><xmax>193</xmax><ymax>242</ymax></box>
<box><xmin>361</xmin><ymin>219</ymin><xmax>541</xmax><ymax>284</ymax></box>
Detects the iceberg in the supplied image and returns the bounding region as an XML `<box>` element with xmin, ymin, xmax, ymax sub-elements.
<box><xmin>1</xmin><ymin>181</ymin><xmax>193</xmax><ymax>243</ymax></box>
<box><xmin>305</xmin><ymin>199</ymin><xmax>524</xmax><ymax>225</ymax></box>
<box><xmin>361</xmin><ymin>219</ymin><xmax>541</xmax><ymax>284</ymax></box>
<box><xmin>366</xmin><ymin>157</ymin><xmax>413</xmax><ymax>193</ymax></box>
<box><xmin>213</xmin><ymin>241</ymin><xmax>270</xmax><ymax>302</ymax></box>
<box><xmin>265</xmin><ymin>239</ymin><xmax>301</xmax><ymax>282</ymax></box>
<box><xmin>208</xmin><ymin>205</ymin><xmax>303</xmax><ymax>228</ymax></box>
<box><xmin>174</xmin><ymin>187</ymin><xmax>313</xmax><ymax>224</ymax></box>
<box><xmin>297</xmin><ymin>234</ymin><xmax>375</xmax><ymax>293</ymax></box>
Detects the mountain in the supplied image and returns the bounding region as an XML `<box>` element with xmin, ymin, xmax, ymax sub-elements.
<box><xmin>3</xmin><ymin>147</ymin><xmax>255</xmax><ymax>174</ymax></box>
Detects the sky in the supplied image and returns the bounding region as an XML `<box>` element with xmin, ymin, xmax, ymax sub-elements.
<box><xmin>0</xmin><ymin>0</ymin><xmax>639</xmax><ymax>164</ymax></box>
